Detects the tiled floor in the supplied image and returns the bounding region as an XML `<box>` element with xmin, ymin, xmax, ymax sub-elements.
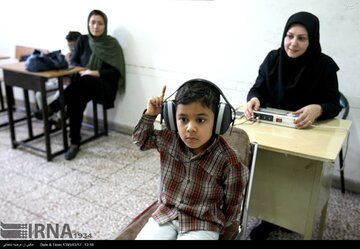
<box><xmin>1</xmin><ymin>112</ymin><xmax>360</xmax><ymax>240</ymax></box>
<box><xmin>0</xmin><ymin>115</ymin><xmax>160</xmax><ymax>239</ymax></box>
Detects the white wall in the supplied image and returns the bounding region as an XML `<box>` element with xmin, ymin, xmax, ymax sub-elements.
<box><xmin>1</xmin><ymin>0</ymin><xmax>359</xmax><ymax>187</ymax></box>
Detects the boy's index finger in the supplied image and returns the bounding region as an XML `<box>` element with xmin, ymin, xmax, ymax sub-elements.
<box><xmin>161</xmin><ymin>85</ymin><xmax>167</xmax><ymax>99</ymax></box>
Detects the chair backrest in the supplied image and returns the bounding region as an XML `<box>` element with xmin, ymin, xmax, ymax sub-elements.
<box><xmin>339</xmin><ymin>92</ymin><xmax>349</xmax><ymax>119</ymax></box>
<box><xmin>15</xmin><ymin>45</ymin><xmax>48</xmax><ymax>62</ymax></box>
<box><xmin>222</xmin><ymin>128</ymin><xmax>251</xmax><ymax>166</ymax></box>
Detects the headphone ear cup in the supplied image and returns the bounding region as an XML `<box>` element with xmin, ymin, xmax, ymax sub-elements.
<box><xmin>214</xmin><ymin>103</ymin><xmax>232</xmax><ymax>135</ymax></box>
<box><xmin>162</xmin><ymin>100</ymin><xmax>177</xmax><ymax>132</ymax></box>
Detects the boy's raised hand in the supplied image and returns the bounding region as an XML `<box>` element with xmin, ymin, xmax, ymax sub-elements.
<box><xmin>145</xmin><ymin>85</ymin><xmax>167</xmax><ymax>116</ymax></box>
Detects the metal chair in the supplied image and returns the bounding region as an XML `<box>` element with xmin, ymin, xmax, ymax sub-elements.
<box><xmin>221</xmin><ymin>129</ymin><xmax>258</xmax><ymax>240</ymax></box>
<box><xmin>80</xmin><ymin>92</ymin><xmax>109</xmax><ymax>145</ymax></box>
<box><xmin>115</xmin><ymin>128</ymin><xmax>258</xmax><ymax>240</ymax></box>
<box><xmin>339</xmin><ymin>92</ymin><xmax>350</xmax><ymax>193</ymax></box>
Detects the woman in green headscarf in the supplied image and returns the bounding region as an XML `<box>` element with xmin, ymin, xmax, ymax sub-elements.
<box><xmin>48</xmin><ymin>9</ymin><xmax>125</xmax><ymax>160</ymax></box>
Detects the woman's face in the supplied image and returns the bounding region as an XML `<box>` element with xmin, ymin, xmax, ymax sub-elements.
<box><xmin>284</xmin><ymin>24</ymin><xmax>309</xmax><ymax>58</ymax></box>
<box><xmin>88</xmin><ymin>14</ymin><xmax>105</xmax><ymax>37</ymax></box>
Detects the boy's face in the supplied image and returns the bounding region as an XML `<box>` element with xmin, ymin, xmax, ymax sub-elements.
<box><xmin>176</xmin><ymin>102</ymin><xmax>215</xmax><ymax>155</ymax></box>
<box><xmin>67</xmin><ymin>41</ymin><xmax>76</xmax><ymax>55</ymax></box>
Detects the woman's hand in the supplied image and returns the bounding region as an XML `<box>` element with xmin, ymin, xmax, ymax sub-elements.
<box><xmin>244</xmin><ymin>97</ymin><xmax>261</xmax><ymax>120</ymax></box>
<box><xmin>145</xmin><ymin>85</ymin><xmax>167</xmax><ymax>116</ymax></box>
<box><xmin>79</xmin><ymin>69</ymin><xmax>100</xmax><ymax>77</ymax></box>
<box><xmin>293</xmin><ymin>104</ymin><xmax>322</xmax><ymax>129</ymax></box>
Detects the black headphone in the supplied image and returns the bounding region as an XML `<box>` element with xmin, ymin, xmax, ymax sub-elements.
<box><xmin>161</xmin><ymin>78</ymin><xmax>236</xmax><ymax>135</ymax></box>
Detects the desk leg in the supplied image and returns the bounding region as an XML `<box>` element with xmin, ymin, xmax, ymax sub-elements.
<box><xmin>303</xmin><ymin>161</ymin><xmax>333</xmax><ymax>240</ymax></box>
<box><xmin>0</xmin><ymin>81</ymin><xmax>5</xmax><ymax>111</ymax></box>
<box><xmin>23</xmin><ymin>89</ymin><xmax>34</xmax><ymax>138</ymax></box>
<box><xmin>5</xmin><ymin>85</ymin><xmax>16</xmax><ymax>148</ymax></box>
<box><xmin>58</xmin><ymin>77</ymin><xmax>68</xmax><ymax>152</ymax></box>
<box><xmin>316</xmin><ymin>200</ymin><xmax>329</xmax><ymax>240</ymax></box>
<box><xmin>40</xmin><ymin>80</ymin><xmax>52</xmax><ymax>161</ymax></box>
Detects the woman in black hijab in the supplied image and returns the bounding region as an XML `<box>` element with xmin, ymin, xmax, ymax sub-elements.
<box><xmin>245</xmin><ymin>11</ymin><xmax>341</xmax><ymax>129</ymax></box>
<box><xmin>244</xmin><ymin>12</ymin><xmax>342</xmax><ymax>240</ymax></box>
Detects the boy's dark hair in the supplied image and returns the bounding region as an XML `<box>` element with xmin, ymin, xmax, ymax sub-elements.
<box><xmin>66</xmin><ymin>31</ymin><xmax>81</xmax><ymax>42</ymax></box>
<box><xmin>175</xmin><ymin>80</ymin><xmax>220</xmax><ymax>115</ymax></box>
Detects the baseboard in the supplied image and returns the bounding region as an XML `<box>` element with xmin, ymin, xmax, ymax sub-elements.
<box><xmin>82</xmin><ymin>115</ymin><xmax>134</xmax><ymax>136</ymax></box>
<box><xmin>332</xmin><ymin>175</ymin><xmax>360</xmax><ymax>194</ymax></box>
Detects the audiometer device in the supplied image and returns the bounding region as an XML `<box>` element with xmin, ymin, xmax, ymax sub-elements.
<box><xmin>252</xmin><ymin>108</ymin><xmax>298</xmax><ymax>128</ymax></box>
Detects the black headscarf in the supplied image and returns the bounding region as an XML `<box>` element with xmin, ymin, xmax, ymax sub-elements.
<box><xmin>249</xmin><ymin>11</ymin><xmax>341</xmax><ymax>118</ymax></box>
<box><xmin>278</xmin><ymin>12</ymin><xmax>322</xmax><ymax>91</ymax></box>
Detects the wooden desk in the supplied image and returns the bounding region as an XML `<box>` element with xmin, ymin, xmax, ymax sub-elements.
<box><xmin>234</xmin><ymin>117</ymin><xmax>352</xmax><ymax>239</ymax></box>
<box><xmin>0</xmin><ymin>62</ymin><xmax>84</xmax><ymax>161</ymax></box>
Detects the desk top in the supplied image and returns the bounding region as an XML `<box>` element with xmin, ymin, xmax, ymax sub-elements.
<box><xmin>0</xmin><ymin>61</ymin><xmax>84</xmax><ymax>78</ymax></box>
<box><xmin>235</xmin><ymin>117</ymin><xmax>352</xmax><ymax>162</ymax></box>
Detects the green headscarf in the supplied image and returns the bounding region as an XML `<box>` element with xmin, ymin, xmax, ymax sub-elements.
<box><xmin>87</xmin><ymin>10</ymin><xmax>126</xmax><ymax>94</ymax></box>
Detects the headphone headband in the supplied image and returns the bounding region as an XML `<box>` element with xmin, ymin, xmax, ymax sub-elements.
<box><xmin>166</xmin><ymin>78</ymin><xmax>235</xmax><ymax>107</ymax></box>
<box><xmin>162</xmin><ymin>78</ymin><xmax>235</xmax><ymax>135</ymax></box>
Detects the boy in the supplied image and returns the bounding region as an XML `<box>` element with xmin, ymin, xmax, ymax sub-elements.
<box><xmin>34</xmin><ymin>31</ymin><xmax>82</xmax><ymax>124</ymax></box>
<box><xmin>132</xmin><ymin>79</ymin><xmax>249</xmax><ymax>240</ymax></box>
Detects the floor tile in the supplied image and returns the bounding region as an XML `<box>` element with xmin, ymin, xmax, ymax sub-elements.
<box><xmin>77</xmin><ymin>179</ymin><xmax>132</xmax><ymax>208</ymax></box>
<box><xmin>49</xmin><ymin>170</ymin><xmax>101</xmax><ymax>196</ymax></box>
